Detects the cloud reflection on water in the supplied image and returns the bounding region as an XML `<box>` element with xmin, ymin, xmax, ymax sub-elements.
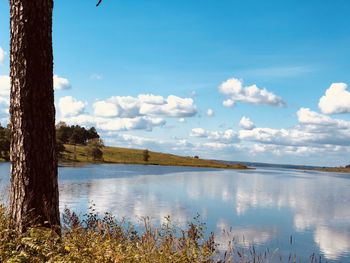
<box><xmin>44</xmin><ymin>166</ymin><xmax>350</xmax><ymax>261</ymax></box>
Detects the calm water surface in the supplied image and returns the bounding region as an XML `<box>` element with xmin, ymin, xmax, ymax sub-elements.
<box><xmin>0</xmin><ymin>163</ymin><xmax>350</xmax><ymax>262</ymax></box>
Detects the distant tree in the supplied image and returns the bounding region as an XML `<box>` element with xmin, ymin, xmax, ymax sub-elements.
<box><xmin>194</xmin><ymin>156</ymin><xmax>199</xmax><ymax>159</ymax></box>
<box><xmin>0</xmin><ymin>124</ymin><xmax>10</xmax><ymax>160</ymax></box>
<box><xmin>56</xmin><ymin>141</ymin><xmax>65</xmax><ymax>158</ymax></box>
<box><xmin>69</xmin><ymin>128</ymin><xmax>85</xmax><ymax>145</ymax></box>
<box><xmin>56</xmin><ymin>122</ymin><xmax>71</xmax><ymax>144</ymax></box>
<box><xmin>143</xmin><ymin>149</ymin><xmax>150</xmax><ymax>162</ymax></box>
<box><xmin>87</xmin><ymin>127</ymin><xmax>99</xmax><ymax>140</ymax></box>
<box><xmin>87</xmin><ymin>138</ymin><xmax>104</xmax><ymax>161</ymax></box>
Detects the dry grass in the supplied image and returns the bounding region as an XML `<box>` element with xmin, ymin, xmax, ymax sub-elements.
<box><xmin>315</xmin><ymin>167</ymin><xmax>350</xmax><ymax>173</ymax></box>
<box><xmin>0</xmin><ymin>204</ymin><xmax>327</xmax><ymax>263</ymax></box>
<box><xmin>61</xmin><ymin>144</ymin><xmax>248</xmax><ymax>170</ymax></box>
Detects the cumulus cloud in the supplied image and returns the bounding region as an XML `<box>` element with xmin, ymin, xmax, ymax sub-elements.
<box><xmin>223</xmin><ymin>99</ymin><xmax>235</xmax><ymax>107</ymax></box>
<box><xmin>61</xmin><ymin>114</ymin><xmax>165</xmax><ymax>132</ymax></box>
<box><xmin>0</xmin><ymin>47</ymin><xmax>6</xmax><ymax>64</ymax></box>
<box><xmin>59</xmin><ymin>94</ymin><xmax>168</xmax><ymax>132</ymax></box>
<box><xmin>98</xmin><ymin>117</ymin><xmax>165</xmax><ymax>131</ymax></box>
<box><xmin>140</xmin><ymin>95</ymin><xmax>197</xmax><ymax>117</ymax></box>
<box><xmin>318</xmin><ymin>83</ymin><xmax>350</xmax><ymax>114</ymax></box>
<box><xmin>93</xmin><ymin>101</ymin><xmax>118</xmax><ymax>117</ymax></box>
<box><xmin>239</xmin><ymin>116</ymin><xmax>255</xmax><ymax>130</ymax></box>
<box><xmin>239</xmin><ymin>108</ymin><xmax>350</xmax><ymax>148</ymax></box>
<box><xmin>59</xmin><ymin>93</ymin><xmax>195</xmax><ymax>133</ymax></box>
<box><xmin>94</xmin><ymin>94</ymin><xmax>197</xmax><ymax>118</ymax></box>
<box><xmin>297</xmin><ymin>107</ymin><xmax>350</xmax><ymax>129</ymax></box>
<box><xmin>0</xmin><ymin>75</ymin><xmax>10</xmax><ymax>96</ymax></box>
<box><xmin>219</xmin><ymin>78</ymin><xmax>286</xmax><ymax>107</ymax></box>
<box><xmin>58</xmin><ymin>96</ymin><xmax>86</xmax><ymax>117</ymax></box>
<box><xmin>54</xmin><ymin>75</ymin><xmax>71</xmax><ymax>90</ymax></box>
<box><xmin>190</xmin><ymin>128</ymin><xmax>237</xmax><ymax>143</ymax></box>
<box><xmin>207</xmin><ymin>108</ymin><xmax>214</xmax><ymax>117</ymax></box>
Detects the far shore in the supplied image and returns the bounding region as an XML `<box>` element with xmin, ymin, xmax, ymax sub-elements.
<box><xmin>312</xmin><ymin>167</ymin><xmax>350</xmax><ymax>173</ymax></box>
<box><xmin>59</xmin><ymin>144</ymin><xmax>249</xmax><ymax>170</ymax></box>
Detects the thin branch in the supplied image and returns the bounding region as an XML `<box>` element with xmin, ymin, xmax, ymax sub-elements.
<box><xmin>96</xmin><ymin>0</ymin><xmax>102</xmax><ymax>7</ymax></box>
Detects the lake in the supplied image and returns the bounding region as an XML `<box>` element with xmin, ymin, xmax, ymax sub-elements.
<box><xmin>0</xmin><ymin>163</ymin><xmax>350</xmax><ymax>262</ymax></box>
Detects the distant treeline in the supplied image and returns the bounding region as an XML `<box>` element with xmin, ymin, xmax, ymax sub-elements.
<box><xmin>0</xmin><ymin>122</ymin><xmax>102</xmax><ymax>161</ymax></box>
<box><xmin>0</xmin><ymin>124</ymin><xmax>10</xmax><ymax>160</ymax></box>
<box><xmin>56</xmin><ymin>121</ymin><xmax>100</xmax><ymax>145</ymax></box>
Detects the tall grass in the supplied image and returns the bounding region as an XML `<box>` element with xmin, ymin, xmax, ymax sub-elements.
<box><xmin>0</xmin><ymin>205</ymin><xmax>326</xmax><ymax>262</ymax></box>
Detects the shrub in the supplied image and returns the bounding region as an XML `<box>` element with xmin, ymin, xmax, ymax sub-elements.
<box><xmin>143</xmin><ymin>149</ymin><xmax>150</xmax><ymax>162</ymax></box>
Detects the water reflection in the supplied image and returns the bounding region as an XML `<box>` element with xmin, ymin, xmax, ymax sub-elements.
<box><xmin>216</xmin><ymin>219</ymin><xmax>279</xmax><ymax>249</ymax></box>
<box><xmin>0</xmin><ymin>163</ymin><xmax>350</xmax><ymax>261</ymax></box>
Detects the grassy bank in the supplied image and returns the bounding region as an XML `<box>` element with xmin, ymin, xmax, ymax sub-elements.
<box><xmin>315</xmin><ymin>167</ymin><xmax>350</xmax><ymax>173</ymax></box>
<box><xmin>61</xmin><ymin>144</ymin><xmax>248</xmax><ymax>170</ymax></box>
<box><xmin>0</xmin><ymin>205</ymin><xmax>217</xmax><ymax>262</ymax></box>
<box><xmin>0</xmin><ymin>205</ymin><xmax>322</xmax><ymax>263</ymax></box>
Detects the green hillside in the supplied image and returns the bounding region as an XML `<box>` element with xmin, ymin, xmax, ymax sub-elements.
<box><xmin>61</xmin><ymin>144</ymin><xmax>248</xmax><ymax>169</ymax></box>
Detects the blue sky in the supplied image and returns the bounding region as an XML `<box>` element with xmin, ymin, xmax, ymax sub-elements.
<box><xmin>1</xmin><ymin>0</ymin><xmax>350</xmax><ymax>166</ymax></box>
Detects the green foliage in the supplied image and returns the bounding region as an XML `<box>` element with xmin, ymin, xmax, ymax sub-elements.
<box><xmin>86</xmin><ymin>138</ymin><xmax>104</xmax><ymax>161</ymax></box>
<box><xmin>0</xmin><ymin>124</ymin><xmax>10</xmax><ymax>160</ymax></box>
<box><xmin>56</xmin><ymin>122</ymin><xmax>99</xmax><ymax>146</ymax></box>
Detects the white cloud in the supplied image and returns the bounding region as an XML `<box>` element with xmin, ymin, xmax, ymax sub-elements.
<box><xmin>0</xmin><ymin>75</ymin><xmax>10</xmax><ymax>97</ymax></box>
<box><xmin>61</xmin><ymin>113</ymin><xmax>165</xmax><ymax>132</ymax></box>
<box><xmin>239</xmin><ymin>108</ymin><xmax>350</xmax><ymax>148</ymax></box>
<box><xmin>318</xmin><ymin>83</ymin><xmax>350</xmax><ymax>114</ymax></box>
<box><xmin>223</xmin><ymin>99</ymin><xmax>235</xmax><ymax>107</ymax></box>
<box><xmin>98</xmin><ymin>117</ymin><xmax>165</xmax><ymax>131</ymax></box>
<box><xmin>297</xmin><ymin>107</ymin><xmax>350</xmax><ymax>128</ymax></box>
<box><xmin>58</xmin><ymin>93</ymin><xmax>196</xmax><ymax>132</ymax></box>
<box><xmin>54</xmin><ymin>75</ymin><xmax>71</xmax><ymax>90</ymax></box>
<box><xmin>140</xmin><ymin>95</ymin><xmax>197</xmax><ymax>117</ymax></box>
<box><xmin>207</xmin><ymin>108</ymin><xmax>214</xmax><ymax>117</ymax></box>
<box><xmin>95</xmin><ymin>94</ymin><xmax>197</xmax><ymax>119</ymax></box>
<box><xmin>239</xmin><ymin>116</ymin><xmax>255</xmax><ymax>130</ymax></box>
<box><xmin>191</xmin><ymin>128</ymin><xmax>237</xmax><ymax>143</ymax></box>
<box><xmin>138</xmin><ymin>94</ymin><xmax>165</xmax><ymax>105</ymax></box>
<box><xmin>93</xmin><ymin>101</ymin><xmax>118</xmax><ymax>117</ymax></box>
<box><xmin>107</xmin><ymin>96</ymin><xmax>140</xmax><ymax>118</ymax></box>
<box><xmin>219</xmin><ymin>77</ymin><xmax>286</xmax><ymax>107</ymax></box>
<box><xmin>190</xmin><ymin>128</ymin><xmax>207</xmax><ymax>137</ymax></box>
<box><xmin>0</xmin><ymin>47</ymin><xmax>6</xmax><ymax>64</ymax></box>
<box><xmin>106</xmin><ymin>133</ymin><xmax>167</xmax><ymax>147</ymax></box>
<box><xmin>58</xmin><ymin>96</ymin><xmax>86</xmax><ymax>117</ymax></box>
<box><xmin>178</xmin><ymin>118</ymin><xmax>186</xmax><ymax>123</ymax></box>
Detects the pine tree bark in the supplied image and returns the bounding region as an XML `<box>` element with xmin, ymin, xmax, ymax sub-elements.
<box><xmin>9</xmin><ymin>0</ymin><xmax>60</xmax><ymax>233</ymax></box>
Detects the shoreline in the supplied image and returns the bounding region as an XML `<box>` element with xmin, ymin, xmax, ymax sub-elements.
<box><xmin>60</xmin><ymin>144</ymin><xmax>249</xmax><ymax>170</ymax></box>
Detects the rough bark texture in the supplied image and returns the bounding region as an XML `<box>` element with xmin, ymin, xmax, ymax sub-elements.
<box><xmin>9</xmin><ymin>0</ymin><xmax>60</xmax><ymax>233</ymax></box>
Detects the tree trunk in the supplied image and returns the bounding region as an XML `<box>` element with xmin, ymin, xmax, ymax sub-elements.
<box><xmin>9</xmin><ymin>0</ymin><xmax>60</xmax><ymax>233</ymax></box>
